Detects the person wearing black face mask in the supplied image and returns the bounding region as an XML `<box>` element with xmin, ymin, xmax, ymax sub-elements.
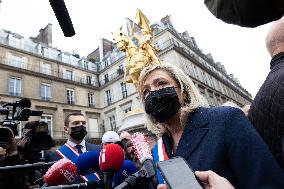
<box><xmin>45</xmin><ymin>112</ymin><xmax>101</xmax><ymax>184</ymax></box>
<box><xmin>137</xmin><ymin>64</ymin><xmax>284</xmax><ymax>189</ymax></box>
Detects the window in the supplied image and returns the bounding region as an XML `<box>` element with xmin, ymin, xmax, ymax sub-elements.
<box><xmin>88</xmin><ymin>93</ymin><xmax>94</xmax><ymax>107</ymax></box>
<box><xmin>104</xmin><ymin>59</ymin><xmax>109</xmax><ymax>67</ymax></box>
<box><xmin>105</xmin><ymin>90</ymin><xmax>112</xmax><ymax>105</ymax></box>
<box><xmin>9</xmin><ymin>77</ymin><xmax>21</xmax><ymax>96</ymax></box>
<box><xmin>104</xmin><ymin>74</ymin><xmax>109</xmax><ymax>83</ymax></box>
<box><xmin>86</xmin><ymin>76</ymin><xmax>92</xmax><ymax>85</ymax></box>
<box><xmin>108</xmin><ymin>115</ymin><xmax>116</xmax><ymax>131</ymax></box>
<box><xmin>66</xmin><ymin>88</ymin><xmax>75</xmax><ymax>104</ymax></box>
<box><xmin>202</xmin><ymin>71</ymin><xmax>208</xmax><ymax>84</ymax></box>
<box><xmin>64</xmin><ymin>70</ymin><xmax>73</xmax><ymax>80</ymax></box>
<box><xmin>120</xmin><ymin>82</ymin><xmax>128</xmax><ymax>98</ymax></box>
<box><xmin>118</xmin><ymin>64</ymin><xmax>124</xmax><ymax>75</ymax></box>
<box><xmin>41</xmin><ymin>83</ymin><xmax>51</xmax><ymax>101</ymax></box>
<box><xmin>6</xmin><ymin>53</ymin><xmax>27</xmax><ymax>69</ymax></box>
<box><xmin>40</xmin><ymin>115</ymin><xmax>53</xmax><ymax>136</ymax></box>
<box><xmin>79</xmin><ymin>60</ymin><xmax>88</xmax><ymax>69</ymax></box>
<box><xmin>124</xmin><ymin>107</ymin><xmax>131</xmax><ymax>114</ymax></box>
<box><xmin>40</xmin><ymin>63</ymin><xmax>51</xmax><ymax>75</ymax></box>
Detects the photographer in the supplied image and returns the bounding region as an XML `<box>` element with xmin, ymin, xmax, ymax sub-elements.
<box><xmin>0</xmin><ymin>126</ymin><xmax>27</xmax><ymax>189</ymax></box>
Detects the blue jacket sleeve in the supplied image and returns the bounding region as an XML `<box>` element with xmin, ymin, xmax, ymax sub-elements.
<box><xmin>225</xmin><ymin>108</ymin><xmax>284</xmax><ymax>189</ymax></box>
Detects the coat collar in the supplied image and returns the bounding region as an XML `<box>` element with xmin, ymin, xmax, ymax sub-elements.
<box><xmin>174</xmin><ymin>107</ymin><xmax>209</xmax><ymax>159</ymax></box>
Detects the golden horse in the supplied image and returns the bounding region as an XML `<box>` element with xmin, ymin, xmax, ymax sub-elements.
<box><xmin>112</xmin><ymin>28</ymin><xmax>151</xmax><ymax>84</ymax></box>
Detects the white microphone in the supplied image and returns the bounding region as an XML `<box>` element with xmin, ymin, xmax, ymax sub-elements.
<box><xmin>131</xmin><ymin>132</ymin><xmax>158</xmax><ymax>187</ymax></box>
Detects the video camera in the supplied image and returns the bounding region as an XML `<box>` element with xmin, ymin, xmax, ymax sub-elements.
<box><xmin>17</xmin><ymin>121</ymin><xmax>54</xmax><ymax>162</ymax></box>
<box><xmin>0</xmin><ymin>98</ymin><xmax>42</xmax><ymax>135</ymax></box>
<box><xmin>0</xmin><ymin>98</ymin><xmax>54</xmax><ymax>162</ymax></box>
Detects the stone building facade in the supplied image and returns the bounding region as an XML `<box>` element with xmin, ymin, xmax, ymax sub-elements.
<box><xmin>0</xmin><ymin>16</ymin><xmax>252</xmax><ymax>142</ymax></box>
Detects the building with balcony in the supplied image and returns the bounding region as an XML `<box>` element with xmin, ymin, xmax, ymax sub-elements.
<box><xmin>0</xmin><ymin>24</ymin><xmax>101</xmax><ymax>143</ymax></box>
<box><xmin>0</xmin><ymin>16</ymin><xmax>252</xmax><ymax>142</ymax></box>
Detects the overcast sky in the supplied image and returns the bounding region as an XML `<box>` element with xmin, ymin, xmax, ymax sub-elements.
<box><xmin>0</xmin><ymin>0</ymin><xmax>273</xmax><ymax>98</ymax></box>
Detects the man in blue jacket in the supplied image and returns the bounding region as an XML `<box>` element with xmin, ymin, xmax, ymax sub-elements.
<box><xmin>46</xmin><ymin>112</ymin><xmax>101</xmax><ymax>183</ymax></box>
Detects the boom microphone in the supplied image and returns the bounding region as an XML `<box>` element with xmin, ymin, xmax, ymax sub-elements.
<box><xmin>0</xmin><ymin>161</ymin><xmax>55</xmax><ymax>172</ymax></box>
<box><xmin>99</xmin><ymin>143</ymin><xmax>125</xmax><ymax>189</ymax></box>
<box><xmin>44</xmin><ymin>158</ymin><xmax>77</xmax><ymax>186</ymax></box>
<box><xmin>113</xmin><ymin>160</ymin><xmax>137</xmax><ymax>187</ymax></box>
<box><xmin>49</xmin><ymin>0</ymin><xmax>75</xmax><ymax>37</ymax></box>
<box><xmin>74</xmin><ymin>150</ymin><xmax>100</xmax><ymax>175</ymax></box>
<box><xmin>37</xmin><ymin>180</ymin><xmax>103</xmax><ymax>189</ymax></box>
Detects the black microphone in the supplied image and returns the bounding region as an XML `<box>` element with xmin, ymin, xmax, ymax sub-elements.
<box><xmin>115</xmin><ymin>169</ymin><xmax>148</xmax><ymax>189</ymax></box>
<box><xmin>18</xmin><ymin>98</ymin><xmax>31</xmax><ymax>108</ymax></box>
<box><xmin>0</xmin><ymin>161</ymin><xmax>55</xmax><ymax>172</ymax></box>
<box><xmin>49</xmin><ymin>0</ymin><xmax>75</xmax><ymax>37</ymax></box>
<box><xmin>37</xmin><ymin>180</ymin><xmax>103</xmax><ymax>189</ymax></box>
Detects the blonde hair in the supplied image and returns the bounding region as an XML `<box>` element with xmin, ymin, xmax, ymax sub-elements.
<box><xmin>137</xmin><ymin>63</ymin><xmax>207</xmax><ymax>136</ymax></box>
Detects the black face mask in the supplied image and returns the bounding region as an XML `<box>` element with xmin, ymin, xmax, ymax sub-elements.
<box><xmin>70</xmin><ymin>125</ymin><xmax>87</xmax><ymax>141</ymax></box>
<box><xmin>145</xmin><ymin>87</ymin><xmax>181</xmax><ymax>123</ymax></box>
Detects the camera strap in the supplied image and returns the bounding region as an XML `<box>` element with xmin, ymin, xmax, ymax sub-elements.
<box><xmin>56</xmin><ymin>143</ymin><xmax>100</xmax><ymax>182</ymax></box>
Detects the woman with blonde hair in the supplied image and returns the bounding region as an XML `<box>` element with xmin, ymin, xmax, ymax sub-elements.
<box><xmin>137</xmin><ymin>63</ymin><xmax>284</xmax><ymax>189</ymax></box>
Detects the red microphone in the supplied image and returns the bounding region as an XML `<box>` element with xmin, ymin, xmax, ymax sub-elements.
<box><xmin>99</xmin><ymin>143</ymin><xmax>124</xmax><ymax>189</ymax></box>
<box><xmin>43</xmin><ymin>158</ymin><xmax>77</xmax><ymax>186</ymax></box>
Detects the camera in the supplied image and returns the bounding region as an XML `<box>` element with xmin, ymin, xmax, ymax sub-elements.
<box><xmin>18</xmin><ymin>121</ymin><xmax>54</xmax><ymax>162</ymax></box>
<box><xmin>0</xmin><ymin>98</ymin><xmax>54</xmax><ymax>162</ymax></box>
<box><xmin>0</xmin><ymin>98</ymin><xmax>42</xmax><ymax>135</ymax></box>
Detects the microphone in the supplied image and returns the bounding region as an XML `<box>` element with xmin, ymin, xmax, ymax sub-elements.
<box><xmin>99</xmin><ymin>143</ymin><xmax>125</xmax><ymax>189</ymax></box>
<box><xmin>131</xmin><ymin>132</ymin><xmax>158</xmax><ymax>187</ymax></box>
<box><xmin>0</xmin><ymin>161</ymin><xmax>55</xmax><ymax>172</ymax></box>
<box><xmin>44</xmin><ymin>158</ymin><xmax>77</xmax><ymax>186</ymax></box>
<box><xmin>115</xmin><ymin>133</ymin><xmax>158</xmax><ymax>189</ymax></box>
<box><xmin>74</xmin><ymin>150</ymin><xmax>100</xmax><ymax>175</ymax></box>
<box><xmin>113</xmin><ymin>160</ymin><xmax>137</xmax><ymax>187</ymax></box>
<box><xmin>18</xmin><ymin>98</ymin><xmax>31</xmax><ymax>108</ymax></box>
<box><xmin>49</xmin><ymin>0</ymin><xmax>75</xmax><ymax>37</ymax></box>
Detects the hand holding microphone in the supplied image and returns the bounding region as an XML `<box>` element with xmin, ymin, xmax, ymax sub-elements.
<box><xmin>156</xmin><ymin>170</ymin><xmax>235</xmax><ymax>189</ymax></box>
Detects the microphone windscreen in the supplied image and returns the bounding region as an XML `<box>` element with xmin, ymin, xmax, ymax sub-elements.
<box><xmin>113</xmin><ymin>160</ymin><xmax>137</xmax><ymax>187</ymax></box>
<box><xmin>43</xmin><ymin>158</ymin><xmax>77</xmax><ymax>186</ymax></box>
<box><xmin>99</xmin><ymin>143</ymin><xmax>124</xmax><ymax>172</ymax></box>
<box><xmin>74</xmin><ymin>150</ymin><xmax>100</xmax><ymax>175</ymax></box>
<box><xmin>18</xmin><ymin>98</ymin><xmax>31</xmax><ymax>108</ymax></box>
<box><xmin>131</xmin><ymin>132</ymin><xmax>152</xmax><ymax>163</ymax></box>
<box><xmin>49</xmin><ymin>0</ymin><xmax>75</xmax><ymax>37</ymax></box>
<box><xmin>24</xmin><ymin>121</ymin><xmax>39</xmax><ymax>129</ymax></box>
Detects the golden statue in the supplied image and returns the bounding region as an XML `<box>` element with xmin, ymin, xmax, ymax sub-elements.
<box><xmin>134</xmin><ymin>9</ymin><xmax>160</xmax><ymax>65</ymax></box>
<box><xmin>112</xmin><ymin>9</ymin><xmax>161</xmax><ymax>86</ymax></box>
